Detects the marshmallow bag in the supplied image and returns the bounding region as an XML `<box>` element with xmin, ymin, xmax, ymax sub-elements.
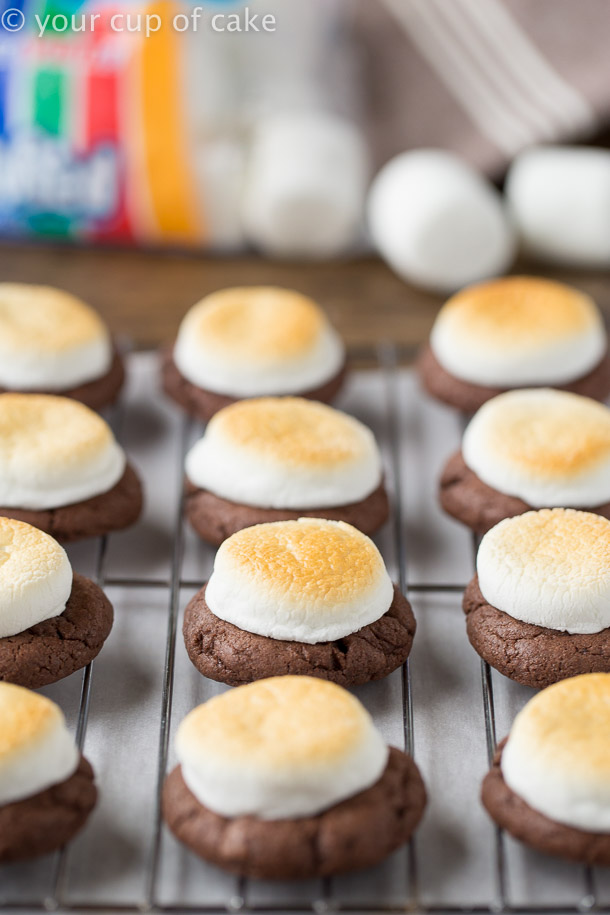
<box><xmin>0</xmin><ymin>0</ymin><xmax>368</xmax><ymax>256</ymax></box>
<box><xmin>0</xmin><ymin>0</ymin><xmax>212</xmax><ymax>247</ymax></box>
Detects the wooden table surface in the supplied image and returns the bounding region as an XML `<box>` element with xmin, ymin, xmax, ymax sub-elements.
<box><xmin>1</xmin><ymin>242</ymin><xmax>609</xmax><ymax>361</ymax></box>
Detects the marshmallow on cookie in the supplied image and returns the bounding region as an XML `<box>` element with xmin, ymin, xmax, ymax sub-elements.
<box><xmin>463</xmin><ymin>389</ymin><xmax>610</xmax><ymax>509</ymax></box>
<box><xmin>164</xmin><ymin>287</ymin><xmax>346</xmax><ymax>421</ymax></box>
<box><xmin>176</xmin><ymin>676</ymin><xmax>388</xmax><ymax>820</ymax></box>
<box><xmin>175</xmin><ymin>287</ymin><xmax>344</xmax><ymax>398</ymax></box>
<box><xmin>420</xmin><ymin>277</ymin><xmax>610</xmax><ymax>412</ymax></box>
<box><xmin>432</xmin><ymin>277</ymin><xmax>606</xmax><ymax>389</ymax></box>
<box><xmin>163</xmin><ymin>676</ymin><xmax>426</xmax><ymax>879</ymax></box>
<box><xmin>0</xmin><ymin>394</ymin><xmax>125</xmax><ymax>511</ymax></box>
<box><xmin>206</xmin><ymin>518</ymin><xmax>394</xmax><ymax>643</ymax></box>
<box><xmin>0</xmin><ymin>682</ymin><xmax>97</xmax><ymax>863</ymax></box>
<box><xmin>183</xmin><ymin>518</ymin><xmax>414</xmax><ymax>687</ymax></box>
<box><xmin>0</xmin><ymin>284</ymin><xmax>113</xmax><ymax>392</ymax></box>
<box><xmin>0</xmin><ymin>682</ymin><xmax>78</xmax><ymax>806</ymax></box>
<box><xmin>186</xmin><ymin>397</ymin><xmax>381</xmax><ymax>511</ymax></box>
<box><xmin>477</xmin><ymin>509</ymin><xmax>610</xmax><ymax>636</ymax></box>
<box><xmin>0</xmin><ymin>518</ymin><xmax>72</xmax><ymax>639</ymax></box>
<box><xmin>502</xmin><ymin>674</ymin><xmax>610</xmax><ymax>833</ymax></box>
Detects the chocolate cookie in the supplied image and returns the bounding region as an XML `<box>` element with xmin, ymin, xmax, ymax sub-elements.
<box><xmin>0</xmin><ymin>348</ymin><xmax>126</xmax><ymax>413</ymax></box>
<box><xmin>418</xmin><ymin>343</ymin><xmax>610</xmax><ymax>413</ymax></box>
<box><xmin>463</xmin><ymin>576</ymin><xmax>610</xmax><ymax>689</ymax></box>
<box><xmin>439</xmin><ymin>451</ymin><xmax>610</xmax><ymax>534</ymax></box>
<box><xmin>161</xmin><ymin>347</ymin><xmax>347</xmax><ymax>422</ymax></box>
<box><xmin>0</xmin><ymin>464</ymin><xmax>143</xmax><ymax>542</ymax></box>
<box><xmin>0</xmin><ymin>755</ymin><xmax>96</xmax><ymax>863</ymax></box>
<box><xmin>482</xmin><ymin>739</ymin><xmax>610</xmax><ymax>866</ymax></box>
<box><xmin>0</xmin><ymin>573</ymin><xmax>114</xmax><ymax>688</ymax></box>
<box><xmin>185</xmin><ymin>480</ymin><xmax>390</xmax><ymax>546</ymax></box>
<box><xmin>183</xmin><ymin>583</ymin><xmax>415</xmax><ymax>687</ymax></box>
<box><xmin>163</xmin><ymin>747</ymin><xmax>426</xmax><ymax>880</ymax></box>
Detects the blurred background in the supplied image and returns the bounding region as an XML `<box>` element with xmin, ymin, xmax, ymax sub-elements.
<box><xmin>1</xmin><ymin>0</ymin><xmax>610</xmax><ymax>353</ymax></box>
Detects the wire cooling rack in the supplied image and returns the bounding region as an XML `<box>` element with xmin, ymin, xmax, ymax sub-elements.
<box><xmin>1</xmin><ymin>347</ymin><xmax>609</xmax><ymax>915</ymax></box>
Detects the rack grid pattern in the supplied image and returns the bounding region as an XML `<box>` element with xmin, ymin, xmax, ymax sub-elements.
<box><xmin>0</xmin><ymin>345</ymin><xmax>608</xmax><ymax>915</ymax></box>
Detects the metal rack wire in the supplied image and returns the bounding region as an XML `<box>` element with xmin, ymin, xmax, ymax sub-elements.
<box><xmin>0</xmin><ymin>345</ymin><xmax>608</xmax><ymax>915</ymax></box>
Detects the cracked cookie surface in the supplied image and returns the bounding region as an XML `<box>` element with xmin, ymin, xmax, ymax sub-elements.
<box><xmin>0</xmin><ymin>348</ymin><xmax>125</xmax><ymax>412</ymax></box>
<box><xmin>185</xmin><ymin>480</ymin><xmax>390</xmax><ymax>547</ymax></box>
<box><xmin>0</xmin><ymin>464</ymin><xmax>143</xmax><ymax>542</ymax></box>
<box><xmin>463</xmin><ymin>576</ymin><xmax>610</xmax><ymax>689</ymax></box>
<box><xmin>0</xmin><ymin>573</ymin><xmax>114</xmax><ymax>688</ymax></box>
<box><xmin>482</xmin><ymin>740</ymin><xmax>610</xmax><ymax>866</ymax></box>
<box><xmin>163</xmin><ymin>747</ymin><xmax>426</xmax><ymax>879</ymax></box>
<box><xmin>418</xmin><ymin>343</ymin><xmax>610</xmax><ymax>412</ymax></box>
<box><xmin>0</xmin><ymin>755</ymin><xmax>97</xmax><ymax>863</ymax></box>
<box><xmin>183</xmin><ymin>583</ymin><xmax>415</xmax><ymax>687</ymax></box>
<box><xmin>439</xmin><ymin>451</ymin><xmax>610</xmax><ymax>534</ymax></box>
<box><xmin>161</xmin><ymin>347</ymin><xmax>347</xmax><ymax>422</ymax></box>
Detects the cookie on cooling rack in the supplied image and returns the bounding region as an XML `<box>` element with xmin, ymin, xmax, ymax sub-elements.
<box><xmin>0</xmin><ymin>682</ymin><xmax>96</xmax><ymax>863</ymax></box>
<box><xmin>0</xmin><ymin>393</ymin><xmax>143</xmax><ymax>541</ymax></box>
<box><xmin>439</xmin><ymin>388</ymin><xmax>610</xmax><ymax>534</ymax></box>
<box><xmin>163</xmin><ymin>676</ymin><xmax>426</xmax><ymax>879</ymax></box>
<box><xmin>183</xmin><ymin>518</ymin><xmax>415</xmax><ymax>687</ymax></box>
<box><xmin>0</xmin><ymin>283</ymin><xmax>124</xmax><ymax>410</ymax></box>
<box><xmin>463</xmin><ymin>509</ymin><xmax>610</xmax><ymax>689</ymax></box>
<box><xmin>0</xmin><ymin>518</ymin><xmax>113</xmax><ymax>688</ymax></box>
<box><xmin>162</xmin><ymin>286</ymin><xmax>346</xmax><ymax>421</ymax></box>
<box><xmin>482</xmin><ymin>673</ymin><xmax>610</xmax><ymax>866</ymax></box>
<box><xmin>418</xmin><ymin>276</ymin><xmax>610</xmax><ymax>413</ymax></box>
<box><xmin>184</xmin><ymin>396</ymin><xmax>389</xmax><ymax>546</ymax></box>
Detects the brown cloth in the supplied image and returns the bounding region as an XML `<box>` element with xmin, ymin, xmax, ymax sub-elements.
<box><xmin>349</xmin><ymin>0</ymin><xmax>610</xmax><ymax>176</ymax></box>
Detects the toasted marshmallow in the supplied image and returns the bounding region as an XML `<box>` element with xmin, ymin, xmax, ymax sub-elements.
<box><xmin>463</xmin><ymin>389</ymin><xmax>610</xmax><ymax>508</ymax></box>
<box><xmin>478</xmin><ymin>509</ymin><xmax>610</xmax><ymax>634</ymax></box>
<box><xmin>206</xmin><ymin>519</ymin><xmax>394</xmax><ymax>643</ymax></box>
<box><xmin>502</xmin><ymin>673</ymin><xmax>610</xmax><ymax>832</ymax></box>
<box><xmin>0</xmin><ymin>682</ymin><xmax>79</xmax><ymax>806</ymax></box>
<box><xmin>185</xmin><ymin>397</ymin><xmax>382</xmax><ymax>509</ymax></box>
<box><xmin>173</xmin><ymin>287</ymin><xmax>344</xmax><ymax>397</ymax></box>
<box><xmin>175</xmin><ymin>676</ymin><xmax>388</xmax><ymax>819</ymax></box>
<box><xmin>0</xmin><ymin>518</ymin><xmax>72</xmax><ymax>638</ymax></box>
<box><xmin>0</xmin><ymin>284</ymin><xmax>112</xmax><ymax>391</ymax></box>
<box><xmin>431</xmin><ymin>277</ymin><xmax>606</xmax><ymax>387</ymax></box>
<box><xmin>0</xmin><ymin>394</ymin><xmax>126</xmax><ymax>510</ymax></box>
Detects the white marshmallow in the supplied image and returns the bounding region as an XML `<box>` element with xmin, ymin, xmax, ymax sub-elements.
<box><xmin>0</xmin><ymin>518</ymin><xmax>73</xmax><ymax>639</ymax></box>
<box><xmin>185</xmin><ymin>397</ymin><xmax>382</xmax><ymax>510</ymax></box>
<box><xmin>0</xmin><ymin>683</ymin><xmax>79</xmax><ymax>806</ymax></box>
<box><xmin>0</xmin><ymin>284</ymin><xmax>112</xmax><ymax>390</ymax></box>
<box><xmin>431</xmin><ymin>276</ymin><xmax>606</xmax><ymax>387</ymax></box>
<box><xmin>502</xmin><ymin>674</ymin><xmax>610</xmax><ymax>833</ymax></box>
<box><xmin>506</xmin><ymin>146</ymin><xmax>610</xmax><ymax>267</ymax></box>
<box><xmin>462</xmin><ymin>389</ymin><xmax>610</xmax><ymax>508</ymax></box>
<box><xmin>242</xmin><ymin>112</ymin><xmax>368</xmax><ymax>259</ymax></box>
<box><xmin>190</xmin><ymin>140</ymin><xmax>246</xmax><ymax>249</ymax></box>
<box><xmin>175</xmin><ymin>676</ymin><xmax>389</xmax><ymax>820</ymax></box>
<box><xmin>478</xmin><ymin>509</ymin><xmax>610</xmax><ymax>634</ymax></box>
<box><xmin>368</xmin><ymin>150</ymin><xmax>515</xmax><ymax>294</ymax></box>
<box><xmin>0</xmin><ymin>394</ymin><xmax>126</xmax><ymax>510</ymax></box>
<box><xmin>206</xmin><ymin>519</ymin><xmax>394</xmax><ymax>643</ymax></box>
<box><xmin>174</xmin><ymin>287</ymin><xmax>344</xmax><ymax>397</ymax></box>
